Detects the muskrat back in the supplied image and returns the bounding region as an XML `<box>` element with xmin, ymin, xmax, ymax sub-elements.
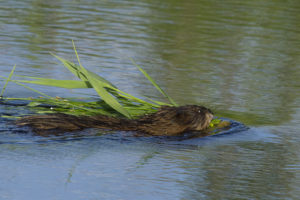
<box><xmin>16</xmin><ymin>105</ymin><xmax>213</xmax><ymax>136</ymax></box>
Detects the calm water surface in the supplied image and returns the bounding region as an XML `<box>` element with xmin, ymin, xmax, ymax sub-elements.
<box><xmin>0</xmin><ymin>0</ymin><xmax>300</xmax><ymax>199</ymax></box>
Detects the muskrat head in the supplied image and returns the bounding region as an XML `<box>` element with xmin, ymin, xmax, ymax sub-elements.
<box><xmin>137</xmin><ymin>105</ymin><xmax>214</xmax><ymax>136</ymax></box>
<box><xmin>174</xmin><ymin>105</ymin><xmax>214</xmax><ymax>131</ymax></box>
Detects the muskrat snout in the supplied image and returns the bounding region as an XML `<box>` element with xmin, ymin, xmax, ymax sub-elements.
<box><xmin>193</xmin><ymin>106</ymin><xmax>214</xmax><ymax>131</ymax></box>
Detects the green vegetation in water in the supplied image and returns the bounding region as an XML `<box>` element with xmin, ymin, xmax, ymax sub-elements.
<box><xmin>0</xmin><ymin>42</ymin><xmax>229</xmax><ymax>130</ymax></box>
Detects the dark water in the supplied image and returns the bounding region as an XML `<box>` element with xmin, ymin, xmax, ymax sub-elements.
<box><xmin>0</xmin><ymin>0</ymin><xmax>300</xmax><ymax>199</ymax></box>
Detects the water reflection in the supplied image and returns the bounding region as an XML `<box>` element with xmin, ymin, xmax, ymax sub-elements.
<box><xmin>175</xmin><ymin>141</ymin><xmax>296</xmax><ymax>199</ymax></box>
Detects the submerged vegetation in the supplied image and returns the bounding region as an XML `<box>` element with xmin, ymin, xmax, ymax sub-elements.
<box><xmin>0</xmin><ymin>42</ymin><xmax>230</xmax><ymax>132</ymax></box>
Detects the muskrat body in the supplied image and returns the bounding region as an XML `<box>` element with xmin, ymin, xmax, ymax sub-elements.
<box><xmin>16</xmin><ymin>105</ymin><xmax>213</xmax><ymax>136</ymax></box>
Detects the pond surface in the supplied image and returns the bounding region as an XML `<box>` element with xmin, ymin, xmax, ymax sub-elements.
<box><xmin>0</xmin><ymin>0</ymin><xmax>300</xmax><ymax>199</ymax></box>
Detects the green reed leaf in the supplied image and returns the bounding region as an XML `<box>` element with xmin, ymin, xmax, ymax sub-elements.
<box><xmin>72</xmin><ymin>41</ymin><xmax>132</xmax><ymax>119</ymax></box>
<box><xmin>51</xmin><ymin>53</ymin><xmax>116</xmax><ymax>88</ymax></box>
<box><xmin>130</xmin><ymin>58</ymin><xmax>178</xmax><ymax>106</ymax></box>
<box><xmin>16</xmin><ymin>78</ymin><xmax>92</xmax><ymax>89</ymax></box>
<box><xmin>0</xmin><ymin>64</ymin><xmax>16</xmax><ymax>97</ymax></box>
<box><xmin>0</xmin><ymin>75</ymin><xmax>52</xmax><ymax>98</ymax></box>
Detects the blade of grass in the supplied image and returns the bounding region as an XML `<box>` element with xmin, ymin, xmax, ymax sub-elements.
<box><xmin>51</xmin><ymin>54</ymin><xmax>116</xmax><ymax>88</ymax></box>
<box><xmin>0</xmin><ymin>75</ymin><xmax>52</xmax><ymax>98</ymax></box>
<box><xmin>143</xmin><ymin>96</ymin><xmax>172</xmax><ymax>106</ymax></box>
<box><xmin>0</xmin><ymin>64</ymin><xmax>16</xmax><ymax>97</ymax></box>
<box><xmin>2</xmin><ymin>96</ymin><xmax>114</xmax><ymax>116</ymax></box>
<box><xmin>16</xmin><ymin>78</ymin><xmax>92</xmax><ymax>89</ymax></box>
<box><xmin>129</xmin><ymin>58</ymin><xmax>178</xmax><ymax>106</ymax></box>
<box><xmin>108</xmin><ymin>87</ymin><xmax>160</xmax><ymax>108</ymax></box>
<box><xmin>52</xmin><ymin>53</ymin><xmax>125</xmax><ymax>99</ymax></box>
<box><xmin>72</xmin><ymin>41</ymin><xmax>132</xmax><ymax>118</ymax></box>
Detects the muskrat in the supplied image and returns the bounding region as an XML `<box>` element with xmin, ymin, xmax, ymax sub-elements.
<box><xmin>16</xmin><ymin>105</ymin><xmax>213</xmax><ymax>136</ymax></box>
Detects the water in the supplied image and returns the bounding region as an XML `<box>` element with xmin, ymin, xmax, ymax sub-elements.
<box><xmin>0</xmin><ymin>0</ymin><xmax>300</xmax><ymax>199</ymax></box>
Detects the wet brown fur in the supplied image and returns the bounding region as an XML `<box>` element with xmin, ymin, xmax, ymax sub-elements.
<box><xmin>16</xmin><ymin>105</ymin><xmax>213</xmax><ymax>136</ymax></box>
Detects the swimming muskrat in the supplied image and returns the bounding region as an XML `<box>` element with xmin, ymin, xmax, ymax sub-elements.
<box><xmin>16</xmin><ymin>105</ymin><xmax>214</xmax><ymax>136</ymax></box>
